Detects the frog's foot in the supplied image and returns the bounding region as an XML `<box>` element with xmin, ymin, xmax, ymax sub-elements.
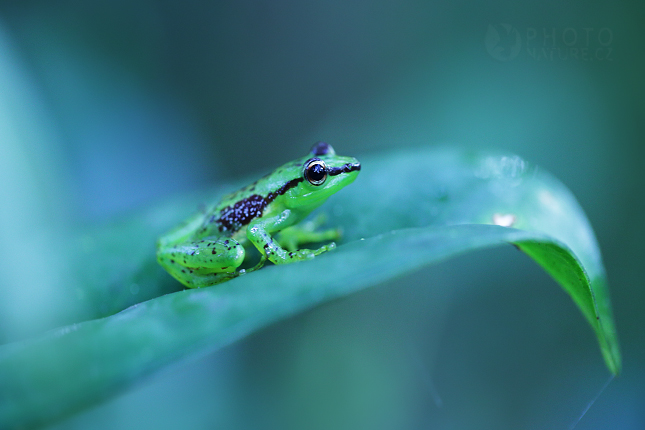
<box><xmin>276</xmin><ymin>213</ymin><xmax>342</xmax><ymax>252</ymax></box>
<box><xmin>182</xmin><ymin>255</ymin><xmax>268</xmax><ymax>287</ymax></box>
<box><xmin>240</xmin><ymin>255</ymin><xmax>268</xmax><ymax>274</ymax></box>
<box><xmin>276</xmin><ymin>242</ymin><xmax>336</xmax><ymax>264</ymax></box>
<box><xmin>172</xmin><ymin>269</ymin><xmax>240</xmax><ymax>288</ymax></box>
<box><xmin>312</xmin><ymin>241</ymin><xmax>336</xmax><ymax>255</ymax></box>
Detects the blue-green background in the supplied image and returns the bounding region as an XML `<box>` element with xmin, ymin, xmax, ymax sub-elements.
<box><xmin>0</xmin><ymin>1</ymin><xmax>642</xmax><ymax>429</ymax></box>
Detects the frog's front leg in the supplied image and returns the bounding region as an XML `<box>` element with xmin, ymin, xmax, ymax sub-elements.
<box><xmin>156</xmin><ymin>236</ymin><xmax>245</xmax><ymax>288</ymax></box>
<box><xmin>276</xmin><ymin>213</ymin><xmax>341</xmax><ymax>252</ymax></box>
<box><xmin>247</xmin><ymin>211</ymin><xmax>336</xmax><ymax>265</ymax></box>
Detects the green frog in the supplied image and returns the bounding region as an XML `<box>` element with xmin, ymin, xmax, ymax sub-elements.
<box><xmin>157</xmin><ymin>142</ymin><xmax>361</xmax><ymax>288</ymax></box>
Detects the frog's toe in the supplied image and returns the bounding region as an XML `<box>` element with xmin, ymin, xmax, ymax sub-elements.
<box><xmin>312</xmin><ymin>242</ymin><xmax>335</xmax><ymax>256</ymax></box>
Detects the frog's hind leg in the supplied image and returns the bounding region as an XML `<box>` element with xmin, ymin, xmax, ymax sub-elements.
<box><xmin>158</xmin><ymin>236</ymin><xmax>245</xmax><ymax>269</ymax></box>
<box><xmin>157</xmin><ymin>236</ymin><xmax>245</xmax><ymax>288</ymax></box>
<box><xmin>166</xmin><ymin>269</ymin><xmax>240</xmax><ymax>288</ymax></box>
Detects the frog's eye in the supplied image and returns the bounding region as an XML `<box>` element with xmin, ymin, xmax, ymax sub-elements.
<box><xmin>304</xmin><ymin>158</ymin><xmax>327</xmax><ymax>186</ymax></box>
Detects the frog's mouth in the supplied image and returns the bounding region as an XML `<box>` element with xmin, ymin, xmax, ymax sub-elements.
<box><xmin>328</xmin><ymin>162</ymin><xmax>361</xmax><ymax>176</ymax></box>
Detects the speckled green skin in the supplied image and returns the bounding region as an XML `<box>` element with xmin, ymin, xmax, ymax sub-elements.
<box><xmin>157</xmin><ymin>142</ymin><xmax>361</xmax><ymax>288</ymax></box>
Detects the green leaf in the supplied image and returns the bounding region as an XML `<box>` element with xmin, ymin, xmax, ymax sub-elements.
<box><xmin>0</xmin><ymin>147</ymin><xmax>620</xmax><ymax>429</ymax></box>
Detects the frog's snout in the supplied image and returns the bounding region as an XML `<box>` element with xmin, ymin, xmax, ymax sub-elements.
<box><xmin>328</xmin><ymin>160</ymin><xmax>361</xmax><ymax>176</ymax></box>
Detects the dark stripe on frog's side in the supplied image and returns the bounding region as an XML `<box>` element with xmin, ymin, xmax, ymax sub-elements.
<box><xmin>215</xmin><ymin>177</ymin><xmax>304</xmax><ymax>233</ymax></box>
<box><xmin>328</xmin><ymin>162</ymin><xmax>361</xmax><ymax>176</ymax></box>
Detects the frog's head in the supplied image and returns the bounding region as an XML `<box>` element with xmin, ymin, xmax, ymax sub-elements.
<box><xmin>283</xmin><ymin>142</ymin><xmax>360</xmax><ymax>211</ymax></box>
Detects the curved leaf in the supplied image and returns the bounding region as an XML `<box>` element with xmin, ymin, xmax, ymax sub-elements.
<box><xmin>0</xmin><ymin>147</ymin><xmax>620</xmax><ymax>429</ymax></box>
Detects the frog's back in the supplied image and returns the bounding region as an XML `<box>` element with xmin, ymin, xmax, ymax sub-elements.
<box><xmin>193</xmin><ymin>157</ymin><xmax>307</xmax><ymax>240</ymax></box>
<box><xmin>158</xmin><ymin>141</ymin><xmax>360</xmax><ymax>253</ymax></box>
